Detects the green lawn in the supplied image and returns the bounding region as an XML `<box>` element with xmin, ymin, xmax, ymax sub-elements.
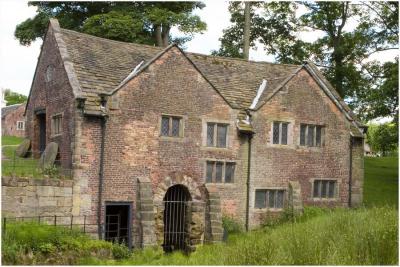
<box><xmin>364</xmin><ymin>157</ymin><xmax>398</xmax><ymax>207</ymax></box>
<box><xmin>2</xmin><ymin>136</ymin><xmax>24</xmax><ymax>146</ymax></box>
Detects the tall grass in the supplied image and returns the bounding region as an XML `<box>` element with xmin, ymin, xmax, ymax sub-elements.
<box><xmin>79</xmin><ymin>206</ymin><xmax>398</xmax><ymax>265</ymax></box>
<box><xmin>2</xmin><ymin>222</ymin><xmax>130</xmax><ymax>265</ymax></box>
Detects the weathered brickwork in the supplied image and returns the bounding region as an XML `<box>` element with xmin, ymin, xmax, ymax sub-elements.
<box><xmin>24</xmin><ymin>26</ymin><xmax>75</xmax><ymax>170</ymax></box>
<box><xmin>249</xmin><ymin>69</ymin><xmax>360</xmax><ymax>227</ymax></box>
<box><xmin>2</xmin><ymin>104</ymin><xmax>26</xmax><ymax>137</ymax></box>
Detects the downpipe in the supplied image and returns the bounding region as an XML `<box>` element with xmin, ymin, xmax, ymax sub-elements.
<box><xmin>97</xmin><ymin>116</ymin><xmax>107</xmax><ymax>239</ymax></box>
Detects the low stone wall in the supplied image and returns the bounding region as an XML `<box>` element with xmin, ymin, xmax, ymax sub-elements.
<box><xmin>2</xmin><ymin>177</ymin><xmax>73</xmax><ymax>218</ymax></box>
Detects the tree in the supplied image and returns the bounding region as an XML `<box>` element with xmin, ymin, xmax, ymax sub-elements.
<box><xmin>3</xmin><ymin>89</ymin><xmax>28</xmax><ymax>106</ymax></box>
<box><xmin>15</xmin><ymin>2</ymin><xmax>206</xmax><ymax>47</ymax></box>
<box><xmin>216</xmin><ymin>1</ymin><xmax>398</xmax><ymax>123</ymax></box>
<box><xmin>367</xmin><ymin>123</ymin><xmax>398</xmax><ymax>156</ymax></box>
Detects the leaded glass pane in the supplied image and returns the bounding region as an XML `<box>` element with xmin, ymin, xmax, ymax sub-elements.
<box><xmin>207</xmin><ymin>123</ymin><xmax>215</xmax><ymax>146</ymax></box>
<box><xmin>273</xmin><ymin>122</ymin><xmax>280</xmax><ymax>144</ymax></box>
<box><xmin>171</xmin><ymin>117</ymin><xmax>180</xmax><ymax>137</ymax></box>
<box><xmin>328</xmin><ymin>181</ymin><xmax>336</xmax><ymax>198</ymax></box>
<box><xmin>321</xmin><ymin>180</ymin><xmax>328</xmax><ymax>198</ymax></box>
<box><xmin>161</xmin><ymin>117</ymin><xmax>169</xmax><ymax>136</ymax></box>
<box><xmin>313</xmin><ymin>180</ymin><xmax>320</xmax><ymax>197</ymax></box>
<box><xmin>206</xmin><ymin>162</ymin><xmax>214</xmax><ymax>183</ymax></box>
<box><xmin>225</xmin><ymin>162</ymin><xmax>235</xmax><ymax>183</ymax></box>
<box><xmin>268</xmin><ymin>190</ymin><xmax>275</xmax><ymax>208</ymax></box>
<box><xmin>307</xmin><ymin>125</ymin><xmax>315</xmax><ymax>146</ymax></box>
<box><xmin>217</xmin><ymin>124</ymin><xmax>227</xmax><ymax>147</ymax></box>
<box><xmin>276</xmin><ymin>190</ymin><xmax>284</xmax><ymax>208</ymax></box>
<box><xmin>215</xmin><ymin>162</ymin><xmax>223</xmax><ymax>183</ymax></box>
<box><xmin>255</xmin><ymin>190</ymin><xmax>266</xmax><ymax>208</ymax></box>
<box><xmin>316</xmin><ymin>126</ymin><xmax>322</xmax><ymax>146</ymax></box>
<box><xmin>300</xmin><ymin>124</ymin><xmax>306</xmax><ymax>146</ymax></box>
<box><xmin>281</xmin><ymin>123</ymin><xmax>288</xmax><ymax>145</ymax></box>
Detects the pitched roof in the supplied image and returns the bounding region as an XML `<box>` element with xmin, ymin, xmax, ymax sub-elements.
<box><xmin>1</xmin><ymin>103</ymin><xmax>24</xmax><ymax>119</ymax></box>
<box><xmin>59</xmin><ymin>27</ymin><xmax>300</xmax><ymax>111</ymax></box>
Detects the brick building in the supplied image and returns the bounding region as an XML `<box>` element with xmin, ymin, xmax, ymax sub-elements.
<box><xmin>24</xmin><ymin>19</ymin><xmax>365</xmax><ymax>250</ymax></box>
<box><xmin>2</xmin><ymin>103</ymin><xmax>26</xmax><ymax>137</ymax></box>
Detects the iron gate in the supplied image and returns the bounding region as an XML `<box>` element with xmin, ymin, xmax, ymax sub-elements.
<box><xmin>163</xmin><ymin>185</ymin><xmax>191</xmax><ymax>252</ymax></box>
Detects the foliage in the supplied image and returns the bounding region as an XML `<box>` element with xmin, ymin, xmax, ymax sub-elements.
<box><xmin>15</xmin><ymin>2</ymin><xmax>206</xmax><ymax>47</ymax></box>
<box><xmin>3</xmin><ymin>89</ymin><xmax>27</xmax><ymax>106</ymax></box>
<box><xmin>222</xmin><ymin>216</ymin><xmax>243</xmax><ymax>234</ymax></box>
<box><xmin>216</xmin><ymin>2</ymin><xmax>398</xmax><ymax>122</ymax></box>
<box><xmin>77</xmin><ymin>207</ymin><xmax>398</xmax><ymax>265</ymax></box>
<box><xmin>111</xmin><ymin>242</ymin><xmax>131</xmax><ymax>259</ymax></box>
<box><xmin>364</xmin><ymin>156</ymin><xmax>398</xmax><ymax>207</ymax></box>
<box><xmin>2</xmin><ymin>221</ymin><xmax>131</xmax><ymax>265</ymax></box>
<box><xmin>367</xmin><ymin>122</ymin><xmax>398</xmax><ymax>155</ymax></box>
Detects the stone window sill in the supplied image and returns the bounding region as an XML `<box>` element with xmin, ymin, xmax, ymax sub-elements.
<box><xmin>311</xmin><ymin>197</ymin><xmax>338</xmax><ymax>202</ymax></box>
<box><xmin>253</xmin><ymin>207</ymin><xmax>284</xmax><ymax>212</ymax></box>
<box><xmin>159</xmin><ymin>136</ymin><xmax>184</xmax><ymax>142</ymax></box>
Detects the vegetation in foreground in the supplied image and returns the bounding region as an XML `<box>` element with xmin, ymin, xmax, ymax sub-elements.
<box><xmin>2</xmin><ymin>207</ymin><xmax>397</xmax><ymax>265</ymax></box>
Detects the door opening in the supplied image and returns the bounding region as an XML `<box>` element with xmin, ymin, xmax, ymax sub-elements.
<box><xmin>163</xmin><ymin>184</ymin><xmax>191</xmax><ymax>252</ymax></box>
<box><xmin>37</xmin><ymin>113</ymin><xmax>46</xmax><ymax>154</ymax></box>
<box><xmin>105</xmin><ymin>203</ymin><xmax>131</xmax><ymax>248</ymax></box>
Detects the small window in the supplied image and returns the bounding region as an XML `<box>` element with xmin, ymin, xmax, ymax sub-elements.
<box><xmin>16</xmin><ymin>121</ymin><xmax>25</xmax><ymax>131</ymax></box>
<box><xmin>206</xmin><ymin>123</ymin><xmax>228</xmax><ymax>148</ymax></box>
<box><xmin>255</xmin><ymin>189</ymin><xmax>285</xmax><ymax>209</ymax></box>
<box><xmin>313</xmin><ymin>180</ymin><xmax>337</xmax><ymax>199</ymax></box>
<box><xmin>300</xmin><ymin>124</ymin><xmax>324</xmax><ymax>147</ymax></box>
<box><xmin>45</xmin><ymin>65</ymin><xmax>55</xmax><ymax>83</ymax></box>
<box><xmin>272</xmin><ymin>121</ymin><xmax>289</xmax><ymax>145</ymax></box>
<box><xmin>52</xmin><ymin>114</ymin><xmax>62</xmax><ymax>136</ymax></box>
<box><xmin>205</xmin><ymin>161</ymin><xmax>235</xmax><ymax>183</ymax></box>
<box><xmin>160</xmin><ymin>116</ymin><xmax>182</xmax><ymax>137</ymax></box>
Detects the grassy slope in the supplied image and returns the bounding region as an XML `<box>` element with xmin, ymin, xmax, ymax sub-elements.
<box><xmin>80</xmin><ymin>207</ymin><xmax>398</xmax><ymax>265</ymax></box>
<box><xmin>364</xmin><ymin>157</ymin><xmax>398</xmax><ymax>207</ymax></box>
<box><xmin>2</xmin><ymin>136</ymin><xmax>24</xmax><ymax>146</ymax></box>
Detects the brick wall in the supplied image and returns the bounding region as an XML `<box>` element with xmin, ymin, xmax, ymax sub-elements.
<box><xmin>249</xmin><ymin>69</ymin><xmax>356</xmax><ymax>227</ymax></box>
<box><xmin>2</xmin><ymin>104</ymin><xmax>26</xmax><ymax>137</ymax></box>
<box><xmin>24</xmin><ymin>25</ymin><xmax>75</xmax><ymax>170</ymax></box>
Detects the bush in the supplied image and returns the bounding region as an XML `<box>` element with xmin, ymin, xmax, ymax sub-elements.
<box><xmin>222</xmin><ymin>216</ymin><xmax>243</xmax><ymax>234</ymax></box>
<box><xmin>112</xmin><ymin>242</ymin><xmax>131</xmax><ymax>259</ymax></box>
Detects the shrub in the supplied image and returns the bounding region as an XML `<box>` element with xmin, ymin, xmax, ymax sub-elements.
<box><xmin>111</xmin><ymin>242</ymin><xmax>131</xmax><ymax>259</ymax></box>
<box><xmin>222</xmin><ymin>216</ymin><xmax>243</xmax><ymax>234</ymax></box>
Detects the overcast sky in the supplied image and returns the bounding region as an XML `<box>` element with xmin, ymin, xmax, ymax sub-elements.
<box><xmin>0</xmin><ymin>0</ymin><xmax>397</xmax><ymax>97</ymax></box>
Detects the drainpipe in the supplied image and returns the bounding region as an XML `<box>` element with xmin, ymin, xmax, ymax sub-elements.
<box><xmin>245</xmin><ymin>133</ymin><xmax>253</xmax><ymax>232</ymax></box>
<box><xmin>97</xmin><ymin>115</ymin><xmax>107</xmax><ymax>239</ymax></box>
<box><xmin>348</xmin><ymin>136</ymin><xmax>353</xmax><ymax>208</ymax></box>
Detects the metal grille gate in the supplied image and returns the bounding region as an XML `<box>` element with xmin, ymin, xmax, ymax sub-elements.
<box><xmin>163</xmin><ymin>185</ymin><xmax>191</xmax><ymax>252</ymax></box>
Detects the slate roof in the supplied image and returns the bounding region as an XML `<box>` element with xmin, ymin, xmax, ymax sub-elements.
<box><xmin>60</xmin><ymin>28</ymin><xmax>300</xmax><ymax>111</ymax></box>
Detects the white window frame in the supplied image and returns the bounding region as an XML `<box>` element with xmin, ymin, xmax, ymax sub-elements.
<box><xmin>16</xmin><ymin>121</ymin><xmax>25</xmax><ymax>131</ymax></box>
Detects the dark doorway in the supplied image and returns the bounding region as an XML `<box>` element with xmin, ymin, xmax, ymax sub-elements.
<box><xmin>105</xmin><ymin>203</ymin><xmax>131</xmax><ymax>248</ymax></box>
<box><xmin>37</xmin><ymin>113</ymin><xmax>46</xmax><ymax>153</ymax></box>
<box><xmin>163</xmin><ymin>184</ymin><xmax>191</xmax><ymax>252</ymax></box>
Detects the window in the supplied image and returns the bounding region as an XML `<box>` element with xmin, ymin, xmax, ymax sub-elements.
<box><xmin>161</xmin><ymin>116</ymin><xmax>182</xmax><ymax>137</ymax></box>
<box><xmin>16</xmin><ymin>121</ymin><xmax>25</xmax><ymax>131</ymax></box>
<box><xmin>206</xmin><ymin>161</ymin><xmax>235</xmax><ymax>183</ymax></box>
<box><xmin>272</xmin><ymin>121</ymin><xmax>289</xmax><ymax>145</ymax></box>
<box><xmin>300</xmin><ymin>124</ymin><xmax>324</xmax><ymax>147</ymax></box>
<box><xmin>206</xmin><ymin>123</ymin><xmax>228</xmax><ymax>148</ymax></box>
<box><xmin>255</xmin><ymin>189</ymin><xmax>285</xmax><ymax>209</ymax></box>
<box><xmin>51</xmin><ymin>114</ymin><xmax>62</xmax><ymax>136</ymax></box>
<box><xmin>313</xmin><ymin>180</ymin><xmax>337</xmax><ymax>199</ymax></box>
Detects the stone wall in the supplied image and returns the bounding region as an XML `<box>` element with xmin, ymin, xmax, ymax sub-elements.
<box><xmin>1</xmin><ymin>177</ymin><xmax>73</xmax><ymax>218</ymax></box>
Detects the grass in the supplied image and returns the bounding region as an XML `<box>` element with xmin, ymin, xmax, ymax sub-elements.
<box><xmin>364</xmin><ymin>157</ymin><xmax>398</xmax><ymax>207</ymax></box>
<box><xmin>2</xmin><ymin>221</ymin><xmax>130</xmax><ymax>265</ymax></box>
<box><xmin>78</xmin><ymin>206</ymin><xmax>398</xmax><ymax>265</ymax></box>
<box><xmin>1</xmin><ymin>135</ymin><xmax>68</xmax><ymax>179</ymax></box>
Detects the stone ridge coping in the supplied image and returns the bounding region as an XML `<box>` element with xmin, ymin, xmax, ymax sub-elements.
<box><xmin>2</xmin><ymin>177</ymin><xmax>74</xmax><ymax>187</ymax></box>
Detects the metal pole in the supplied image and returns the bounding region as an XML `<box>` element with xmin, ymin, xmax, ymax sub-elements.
<box><xmin>38</xmin><ymin>216</ymin><xmax>41</xmax><ymax>225</ymax></box>
<box><xmin>83</xmin><ymin>215</ymin><xmax>86</xmax><ymax>233</ymax></box>
<box><xmin>54</xmin><ymin>215</ymin><xmax>57</xmax><ymax>226</ymax></box>
<box><xmin>3</xmin><ymin>217</ymin><xmax>6</xmax><ymax>236</ymax></box>
<box><xmin>13</xmin><ymin>150</ymin><xmax>16</xmax><ymax>173</ymax></box>
<box><xmin>70</xmin><ymin>215</ymin><xmax>73</xmax><ymax>230</ymax></box>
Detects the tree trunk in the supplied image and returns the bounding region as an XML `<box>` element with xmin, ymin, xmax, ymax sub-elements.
<box><xmin>161</xmin><ymin>24</ymin><xmax>170</xmax><ymax>47</ymax></box>
<box><xmin>155</xmin><ymin>24</ymin><xmax>163</xmax><ymax>47</ymax></box>
<box><xmin>243</xmin><ymin>1</ymin><xmax>251</xmax><ymax>60</ymax></box>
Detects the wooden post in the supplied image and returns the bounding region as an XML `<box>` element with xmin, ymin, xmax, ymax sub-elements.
<box><xmin>83</xmin><ymin>215</ymin><xmax>86</xmax><ymax>234</ymax></box>
<box><xmin>70</xmin><ymin>215</ymin><xmax>73</xmax><ymax>230</ymax></box>
<box><xmin>54</xmin><ymin>215</ymin><xmax>57</xmax><ymax>226</ymax></box>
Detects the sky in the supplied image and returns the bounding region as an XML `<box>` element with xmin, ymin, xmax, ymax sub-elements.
<box><xmin>0</xmin><ymin>0</ymin><xmax>397</xmax><ymax>97</ymax></box>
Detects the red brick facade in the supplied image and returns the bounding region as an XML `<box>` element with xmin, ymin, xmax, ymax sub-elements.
<box><xmin>24</xmin><ymin>20</ymin><xmax>364</xmax><ymax>247</ymax></box>
<box><xmin>2</xmin><ymin>104</ymin><xmax>26</xmax><ymax>137</ymax></box>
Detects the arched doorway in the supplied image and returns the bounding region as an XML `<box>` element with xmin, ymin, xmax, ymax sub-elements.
<box><xmin>163</xmin><ymin>184</ymin><xmax>191</xmax><ymax>252</ymax></box>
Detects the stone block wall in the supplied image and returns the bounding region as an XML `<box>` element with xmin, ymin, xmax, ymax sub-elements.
<box><xmin>1</xmin><ymin>177</ymin><xmax>73</xmax><ymax>218</ymax></box>
<box><xmin>351</xmin><ymin>137</ymin><xmax>364</xmax><ymax>207</ymax></box>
